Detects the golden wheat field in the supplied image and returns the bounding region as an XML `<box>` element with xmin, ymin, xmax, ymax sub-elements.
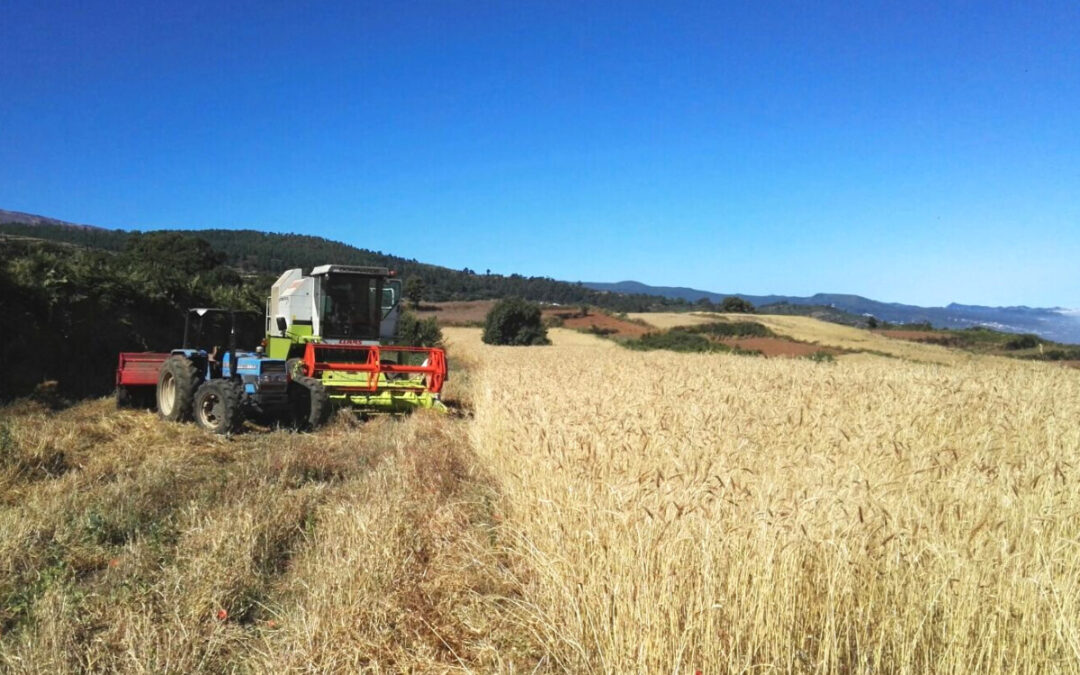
<box><xmin>1</xmin><ymin>323</ymin><xmax>1078</xmax><ymax>672</ymax></box>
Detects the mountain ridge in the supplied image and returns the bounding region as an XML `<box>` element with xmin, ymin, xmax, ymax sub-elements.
<box><xmin>585</xmin><ymin>281</ymin><xmax>1080</xmax><ymax>344</ymax></box>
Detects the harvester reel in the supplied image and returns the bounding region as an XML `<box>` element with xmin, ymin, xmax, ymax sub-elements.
<box><xmin>193</xmin><ymin>380</ymin><xmax>242</xmax><ymax>435</ymax></box>
<box><xmin>157</xmin><ymin>356</ymin><xmax>199</xmax><ymax>422</ymax></box>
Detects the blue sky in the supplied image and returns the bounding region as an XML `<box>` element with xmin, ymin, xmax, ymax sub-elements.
<box><xmin>2</xmin><ymin>1</ymin><xmax>1078</xmax><ymax>307</ymax></box>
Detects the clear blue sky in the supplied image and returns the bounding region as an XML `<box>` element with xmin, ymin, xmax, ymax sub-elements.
<box><xmin>3</xmin><ymin>1</ymin><xmax>1078</xmax><ymax>307</ymax></box>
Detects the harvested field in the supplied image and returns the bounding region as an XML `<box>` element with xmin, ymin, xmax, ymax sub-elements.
<box><xmin>0</xmin><ymin>380</ymin><xmax>529</xmax><ymax>671</ymax></box>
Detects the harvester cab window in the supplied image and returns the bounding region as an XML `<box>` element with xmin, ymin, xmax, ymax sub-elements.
<box><xmin>381</xmin><ymin>285</ymin><xmax>398</xmax><ymax>319</ymax></box>
<box><xmin>321</xmin><ymin>274</ymin><xmax>381</xmax><ymax>340</ymax></box>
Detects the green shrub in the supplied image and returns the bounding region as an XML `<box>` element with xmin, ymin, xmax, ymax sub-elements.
<box><xmin>396</xmin><ymin>312</ymin><xmax>443</xmax><ymax>347</ymax></box>
<box><xmin>483</xmin><ymin>298</ymin><xmax>550</xmax><ymax>346</ymax></box>
<box><xmin>720</xmin><ymin>296</ymin><xmax>755</xmax><ymax>313</ymax></box>
<box><xmin>1004</xmin><ymin>334</ymin><xmax>1041</xmax><ymax>350</ymax></box>
<box><xmin>807</xmin><ymin>350</ymin><xmax>835</xmax><ymax>363</ymax></box>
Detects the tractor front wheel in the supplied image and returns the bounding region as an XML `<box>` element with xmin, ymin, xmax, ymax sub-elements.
<box><xmin>193</xmin><ymin>380</ymin><xmax>242</xmax><ymax>435</ymax></box>
<box><xmin>289</xmin><ymin>375</ymin><xmax>331</xmax><ymax>431</ymax></box>
<box><xmin>157</xmin><ymin>356</ymin><xmax>198</xmax><ymax>422</ymax></box>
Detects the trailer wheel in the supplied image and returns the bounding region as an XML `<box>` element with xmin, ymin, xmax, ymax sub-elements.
<box><xmin>157</xmin><ymin>356</ymin><xmax>198</xmax><ymax>422</ymax></box>
<box><xmin>289</xmin><ymin>375</ymin><xmax>331</xmax><ymax>431</ymax></box>
<box><xmin>193</xmin><ymin>380</ymin><xmax>242</xmax><ymax>435</ymax></box>
<box><xmin>116</xmin><ymin>385</ymin><xmax>131</xmax><ymax>409</ymax></box>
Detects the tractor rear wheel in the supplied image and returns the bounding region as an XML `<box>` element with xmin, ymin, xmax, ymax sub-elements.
<box><xmin>157</xmin><ymin>356</ymin><xmax>198</xmax><ymax>422</ymax></box>
<box><xmin>193</xmin><ymin>380</ymin><xmax>242</xmax><ymax>435</ymax></box>
<box><xmin>289</xmin><ymin>375</ymin><xmax>331</xmax><ymax>431</ymax></box>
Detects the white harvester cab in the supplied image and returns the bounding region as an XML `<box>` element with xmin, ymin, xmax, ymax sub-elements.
<box><xmin>266</xmin><ymin>265</ymin><xmax>401</xmax><ymax>346</ymax></box>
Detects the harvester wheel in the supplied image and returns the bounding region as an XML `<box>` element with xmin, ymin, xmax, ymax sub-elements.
<box><xmin>193</xmin><ymin>380</ymin><xmax>242</xmax><ymax>435</ymax></box>
<box><xmin>157</xmin><ymin>356</ymin><xmax>199</xmax><ymax>422</ymax></box>
<box><xmin>289</xmin><ymin>375</ymin><xmax>331</xmax><ymax>431</ymax></box>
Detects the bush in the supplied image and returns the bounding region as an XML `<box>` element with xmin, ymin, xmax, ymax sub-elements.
<box><xmin>483</xmin><ymin>298</ymin><xmax>550</xmax><ymax>346</ymax></box>
<box><xmin>396</xmin><ymin>312</ymin><xmax>443</xmax><ymax>347</ymax></box>
<box><xmin>1004</xmin><ymin>334</ymin><xmax>1041</xmax><ymax>350</ymax></box>
<box><xmin>720</xmin><ymin>296</ymin><xmax>755</xmax><ymax>313</ymax></box>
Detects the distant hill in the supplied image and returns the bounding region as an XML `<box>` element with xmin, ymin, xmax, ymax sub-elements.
<box><xmin>586</xmin><ymin>281</ymin><xmax>1080</xmax><ymax>344</ymax></box>
<box><xmin>0</xmin><ymin>208</ymin><xmax>100</xmax><ymax>229</ymax></box>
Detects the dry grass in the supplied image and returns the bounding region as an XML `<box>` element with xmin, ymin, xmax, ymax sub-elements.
<box><xmin>458</xmin><ymin>328</ymin><xmax>1080</xmax><ymax>672</ymax></box>
<box><xmin>0</xmin><ymin>390</ymin><xmax>531</xmax><ymax>671</ymax></box>
<box><xmin>4</xmin><ymin>328</ymin><xmax>1079</xmax><ymax>672</ymax></box>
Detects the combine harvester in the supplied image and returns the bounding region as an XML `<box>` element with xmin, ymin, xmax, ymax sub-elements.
<box><xmin>265</xmin><ymin>264</ymin><xmax>447</xmax><ymax>413</ymax></box>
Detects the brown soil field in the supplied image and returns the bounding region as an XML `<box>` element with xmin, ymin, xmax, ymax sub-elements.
<box><xmin>413</xmin><ymin>300</ymin><xmax>495</xmax><ymax>325</ymax></box>
<box><xmin>720</xmin><ymin>336</ymin><xmax>833</xmax><ymax>357</ymax></box>
<box><xmin>545</xmin><ymin>311</ymin><xmax>649</xmax><ymax>338</ymax></box>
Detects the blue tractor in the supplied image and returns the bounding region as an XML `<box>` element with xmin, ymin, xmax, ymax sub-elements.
<box><xmin>149</xmin><ymin>308</ymin><xmax>328</xmax><ymax>434</ymax></box>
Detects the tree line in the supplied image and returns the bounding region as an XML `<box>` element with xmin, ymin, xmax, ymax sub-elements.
<box><xmin>0</xmin><ymin>223</ymin><xmax>689</xmax><ymax>313</ymax></box>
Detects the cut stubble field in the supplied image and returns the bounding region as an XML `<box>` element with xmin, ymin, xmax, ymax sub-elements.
<box><xmin>1</xmin><ymin>323</ymin><xmax>1078</xmax><ymax>672</ymax></box>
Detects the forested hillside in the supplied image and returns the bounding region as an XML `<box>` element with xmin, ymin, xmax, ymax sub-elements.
<box><xmin>0</xmin><ymin>222</ymin><xmax>683</xmax><ymax>309</ymax></box>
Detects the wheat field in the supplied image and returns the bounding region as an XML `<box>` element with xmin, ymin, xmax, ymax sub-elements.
<box><xmin>1</xmin><ymin>324</ymin><xmax>1078</xmax><ymax>672</ymax></box>
<box><xmin>452</xmin><ymin>327</ymin><xmax>1080</xmax><ymax>672</ymax></box>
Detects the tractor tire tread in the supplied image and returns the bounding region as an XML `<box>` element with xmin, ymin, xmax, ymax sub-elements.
<box><xmin>157</xmin><ymin>355</ymin><xmax>200</xmax><ymax>422</ymax></box>
<box><xmin>290</xmin><ymin>374</ymin><xmax>331</xmax><ymax>431</ymax></box>
<box><xmin>193</xmin><ymin>379</ymin><xmax>242</xmax><ymax>435</ymax></box>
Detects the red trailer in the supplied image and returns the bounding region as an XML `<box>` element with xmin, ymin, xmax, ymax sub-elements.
<box><xmin>115</xmin><ymin>352</ymin><xmax>170</xmax><ymax>408</ymax></box>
